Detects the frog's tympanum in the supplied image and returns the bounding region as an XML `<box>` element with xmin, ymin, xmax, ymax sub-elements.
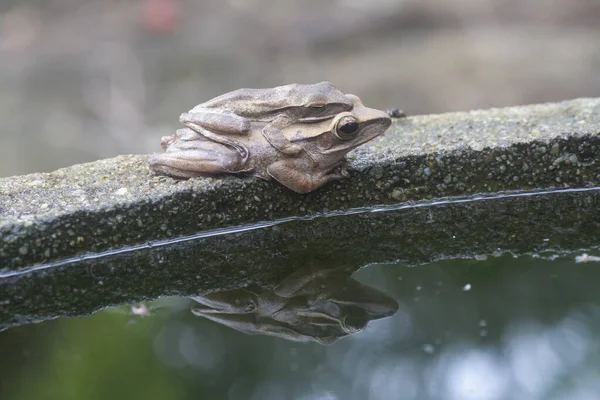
<box><xmin>190</xmin><ymin>267</ymin><xmax>399</xmax><ymax>344</ymax></box>
<box><xmin>148</xmin><ymin>82</ymin><xmax>391</xmax><ymax>193</ymax></box>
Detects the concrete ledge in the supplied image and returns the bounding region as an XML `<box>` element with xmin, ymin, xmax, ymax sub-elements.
<box><xmin>2</xmin><ymin>186</ymin><xmax>600</xmax><ymax>330</ymax></box>
<box><xmin>2</xmin><ymin>98</ymin><xmax>599</xmax><ymax>271</ymax></box>
<box><xmin>1</xmin><ymin>97</ymin><xmax>600</xmax><ymax>330</ymax></box>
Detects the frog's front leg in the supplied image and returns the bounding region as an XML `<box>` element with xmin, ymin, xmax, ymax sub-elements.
<box><xmin>262</xmin><ymin>115</ymin><xmax>303</xmax><ymax>156</ymax></box>
<box><xmin>266</xmin><ymin>159</ymin><xmax>348</xmax><ymax>194</ymax></box>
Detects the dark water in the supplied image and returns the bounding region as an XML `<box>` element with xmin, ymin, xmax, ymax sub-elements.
<box><xmin>2</xmin><ymin>188</ymin><xmax>599</xmax><ymax>399</ymax></box>
<box><xmin>2</xmin><ymin>252</ymin><xmax>600</xmax><ymax>400</ymax></box>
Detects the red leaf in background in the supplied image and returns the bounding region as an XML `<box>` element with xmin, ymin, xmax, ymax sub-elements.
<box><xmin>142</xmin><ymin>0</ymin><xmax>181</xmax><ymax>33</ymax></box>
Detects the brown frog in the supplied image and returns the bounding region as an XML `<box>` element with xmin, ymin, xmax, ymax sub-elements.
<box><xmin>149</xmin><ymin>93</ymin><xmax>390</xmax><ymax>193</ymax></box>
<box><xmin>178</xmin><ymin>81</ymin><xmax>355</xmax><ymax>158</ymax></box>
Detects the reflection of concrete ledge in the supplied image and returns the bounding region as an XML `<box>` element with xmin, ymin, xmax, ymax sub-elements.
<box><xmin>1</xmin><ymin>98</ymin><xmax>600</xmax><ymax>271</ymax></box>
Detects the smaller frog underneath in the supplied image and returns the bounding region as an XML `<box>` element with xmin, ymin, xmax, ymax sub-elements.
<box><xmin>149</xmin><ymin>86</ymin><xmax>391</xmax><ymax>194</ymax></box>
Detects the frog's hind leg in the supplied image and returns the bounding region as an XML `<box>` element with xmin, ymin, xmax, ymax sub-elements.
<box><xmin>149</xmin><ymin>145</ymin><xmax>253</xmax><ymax>178</ymax></box>
<box><xmin>150</xmin><ymin>160</ymin><xmax>252</xmax><ymax>178</ymax></box>
<box><xmin>182</xmin><ymin>122</ymin><xmax>250</xmax><ymax>166</ymax></box>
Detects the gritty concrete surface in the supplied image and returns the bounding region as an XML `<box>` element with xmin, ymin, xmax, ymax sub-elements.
<box><xmin>1</xmin><ymin>97</ymin><xmax>599</xmax><ymax>272</ymax></box>
<box><xmin>2</xmin><ymin>184</ymin><xmax>600</xmax><ymax>331</ymax></box>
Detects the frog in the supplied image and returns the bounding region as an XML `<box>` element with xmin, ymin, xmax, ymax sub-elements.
<box><xmin>190</xmin><ymin>265</ymin><xmax>399</xmax><ymax>344</ymax></box>
<box><xmin>149</xmin><ymin>93</ymin><xmax>391</xmax><ymax>193</ymax></box>
<box><xmin>178</xmin><ymin>81</ymin><xmax>355</xmax><ymax>161</ymax></box>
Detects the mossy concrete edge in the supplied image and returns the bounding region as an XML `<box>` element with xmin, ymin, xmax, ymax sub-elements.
<box><xmin>1</xmin><ymin>97</ymin><xmax>599</xmax><ymax>270</ymax></box>
<box><xmin>2</xmin><ymin>186</ymin><xmax>599</xmax><ymax>331</ymax></box>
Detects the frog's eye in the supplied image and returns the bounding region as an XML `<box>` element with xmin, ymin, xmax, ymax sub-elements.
<box><xmin>244</xmin><ymin>301</ymin><xmax>257</xmax><ymax>312</ymax></box>
<box><xmin>341</xmin><ymin>312</ymin><xmax>368</xmax><ymax>334</ymax></box>
<box><xmin>335</xmin><ymin>116</ymin><xmax>359</xmax><ymax>140</ymax></box>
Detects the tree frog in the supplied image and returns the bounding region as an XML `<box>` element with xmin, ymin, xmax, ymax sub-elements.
<box><xmin>149</xmin><ymin>92</ymin><xmax>391</xmax><ymax>193</ymax></box>
<box><xmin>179</xmin><ymin>81</ymin><xmax>354</xmax><ymax>160</ymax></box>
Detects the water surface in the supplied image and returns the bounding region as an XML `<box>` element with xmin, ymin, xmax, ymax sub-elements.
<box><xmin>2</xmin><ymin>254</ymin><xmax>600</xmax><ymax>400</ymax></box>
<box><xmin>1</xmin><ymin>189</ymin><xmax>600</xmax><ymax>399</ymax></box>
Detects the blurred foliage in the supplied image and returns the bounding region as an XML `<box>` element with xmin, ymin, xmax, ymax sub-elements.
<box><xmin>4</xmin><ymin>311</ymin><xmax>185</xmax><ymax>400</ymax></box>
<box><xmin>2</xmin><ymin>0</ymin><xmax>600</xmax><ymax>176</ymax></box>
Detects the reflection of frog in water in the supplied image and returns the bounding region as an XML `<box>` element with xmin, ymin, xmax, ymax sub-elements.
<box><xmin>191</xmin><ymin>266</ymin><xmax>398</xmax><ymax>344</ymax></box>
<box><xmin>149</xmin><ymin>83</ymin><xmax>391</xmax><ymax>193</ymax></box>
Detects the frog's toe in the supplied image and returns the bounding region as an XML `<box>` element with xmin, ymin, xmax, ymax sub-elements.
<box><xmin>160</xmin><ymin>135</ymin><xmax>175</xmax><ymax>149</ymax></box>
<box><xmin>326</xmin><ymin>172</ymin><xmax>347</xmax><ymax>181</ymax></box>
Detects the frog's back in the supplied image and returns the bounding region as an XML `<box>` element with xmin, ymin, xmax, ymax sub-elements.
<box><xmin>196</xmin><ymin>82</ymin><xmax>346</xmax><ymax>117</ymax></box>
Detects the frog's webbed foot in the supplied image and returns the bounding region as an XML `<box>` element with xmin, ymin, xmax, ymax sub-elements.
<box><xmin>332</xmin><ymin>158</ymin><xmax>350</xmax><ymax>177</ymax></box>
<box><xmin>262</xmin><ymin>116</ymin><xmax>303</xmax><ymax>156</ymax></box>
<box><xmin>182</xmin><ymin>121</ymin><xmax>250</xmax><ymax>166</ymax></box>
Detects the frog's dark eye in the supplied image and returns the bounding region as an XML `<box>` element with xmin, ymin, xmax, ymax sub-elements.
<box><xmin>244</xmin><ymin>301</ymin><xmax>257</xmax><ymax>312</ymax></box>
<box><xmin>341</xmin><ymin>312</ymin><xmax>368</xmax><ymax>334</ymax></box>
<box><xmin>335</xmin><ymin>116</ymin><xmax>359</xmax><ymax>140</ymax></box>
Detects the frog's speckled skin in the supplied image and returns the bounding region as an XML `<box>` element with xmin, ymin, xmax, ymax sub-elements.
<box><xmin>150</xmin><ymin>94</ymin><xmax>391</xmax><ymax>193</ymax></box>
<box><xmin>179</xmin><ymin>82</ymin><xmax>356</xmax><ymax>156</ymax></box>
